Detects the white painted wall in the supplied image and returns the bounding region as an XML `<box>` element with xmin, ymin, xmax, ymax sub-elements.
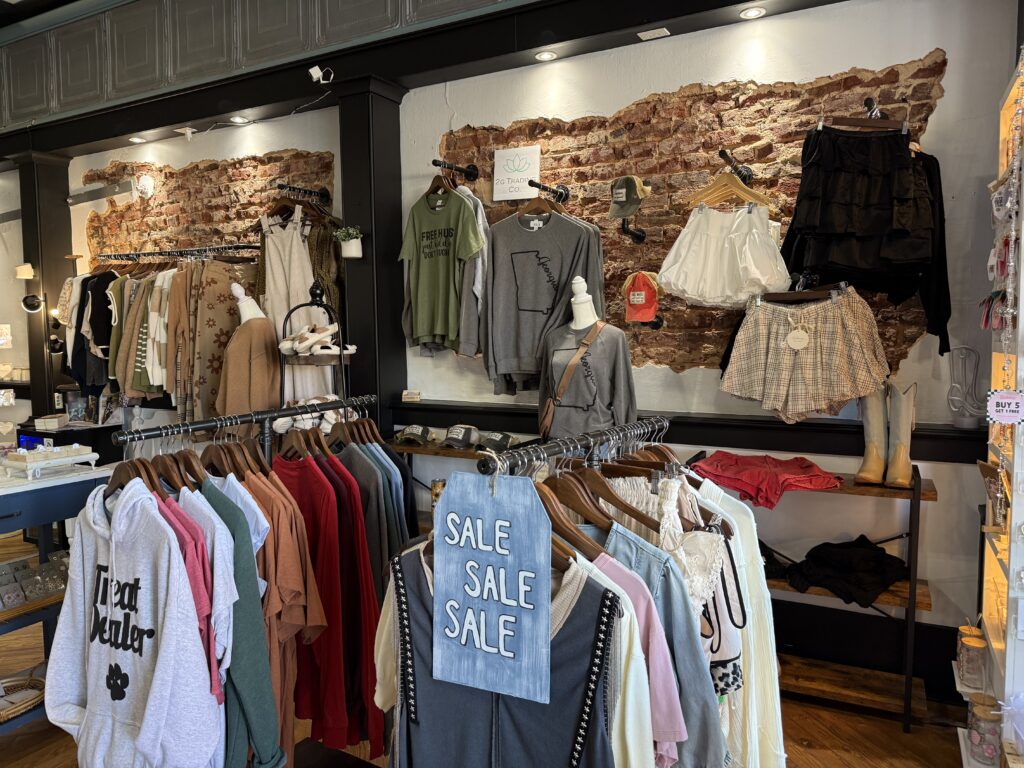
<box><xmin>68</xmin><ymin>108</ymin><xmax>341</xmax><ymax>263</ymax></box>
<box><xmin>0</xmin><ymin>169</ymin><xmax>32</xmax><ymax>426</ymax></box>
<box><xmin>400</xmin><ymin>0</ymin><xmax>1017</xmax><ymax>425</ymax></box>
<box><xmin>397</xmin><ymin>0</ymin><xmax>1016</xmax><ymax>626</ymax></box>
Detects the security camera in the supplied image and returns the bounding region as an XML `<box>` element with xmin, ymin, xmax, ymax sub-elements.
<box><xmin>21</xmin><ymin>294</ymin><xmax>43</xmax><ymax>313</ymax></box>
<box><xmin>308</xmin><ymin>65</ymin><xmax>334</xmax><ymax>84</ymax></box>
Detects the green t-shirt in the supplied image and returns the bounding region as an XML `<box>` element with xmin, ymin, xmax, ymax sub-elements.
<box><xmin>400</xmin><ymin>191</ymin><xmax>484</xmax><ymax>349</ymax></box>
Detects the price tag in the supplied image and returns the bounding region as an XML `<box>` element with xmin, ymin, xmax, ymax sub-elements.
<box><xmin>785</xmin><ymin>328</ymin><xmax>810</xmax><ymax>351</ymax></box>
<box><xmin>988</xmin><ymin>389</ymin><xmax>1024</xmax><ymax>424</ymax></box>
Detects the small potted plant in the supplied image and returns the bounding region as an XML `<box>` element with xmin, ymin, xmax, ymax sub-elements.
<box><xmin>336</xmin><ymin>225</ymin><xmax>364</xmax><ymax>259</ymax></box>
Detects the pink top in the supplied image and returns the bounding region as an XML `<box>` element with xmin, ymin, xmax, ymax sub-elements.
<box><xmin>596</xmin><ymin>553</ymin><xmax>688</xmax><ymax>767</ymax></box>
<box><xmin>154</xmin><ymin>494</ymin><xmax>223</xmax><ymax>704</ymax></box>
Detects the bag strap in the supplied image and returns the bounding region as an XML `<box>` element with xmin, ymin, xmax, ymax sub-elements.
<box><xmin>553</xmin><ymin>321</ymin><xmax>606</xmax><ymax>404</ymax></box>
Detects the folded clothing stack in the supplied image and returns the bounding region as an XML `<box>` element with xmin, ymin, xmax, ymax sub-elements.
<box><xmin>691</xmin><ymin>450</ymin><xmax>841</xmax><ymax>509</ymax></box>
<box><xmin>786</xmin><ymin>534</ymin><xmax>909</xmax><ymax>608</ymax></box>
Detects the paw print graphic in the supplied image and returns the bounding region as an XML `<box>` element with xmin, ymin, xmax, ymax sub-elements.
<box><xmin>106</xmin><ymin>663</ymin><xmax>129</xmax><ymax>701</ymax></box>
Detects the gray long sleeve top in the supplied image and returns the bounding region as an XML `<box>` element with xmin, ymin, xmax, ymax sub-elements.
<box><xmin>336</xmin><ymin>444</ymin><xmax>389</xmax><ymax>603</ymax></box>
<box><xmin>539</xmin><ymin>321</ymin><xmax>636</xmax><ymax>438</ymax></box>
<box><xmin>483</xmin><ymin>212</ymin><xmax>605</xmax><ymax>384</ymax></box>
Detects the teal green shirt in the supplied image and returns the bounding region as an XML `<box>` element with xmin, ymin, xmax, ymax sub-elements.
<box><xmin>201</xmin><ymin>480</ymin><xmax>286</xmax><ymax>768</ymax></box>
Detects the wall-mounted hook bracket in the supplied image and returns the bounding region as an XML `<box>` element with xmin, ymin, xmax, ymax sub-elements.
<box><xmin>621</xmin><ymin>217</ymin><xmax>646</xmax><ymax>244</ymax></box>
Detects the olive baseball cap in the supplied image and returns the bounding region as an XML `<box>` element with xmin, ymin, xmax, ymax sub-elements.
<box><xmin>395</xmin><ymin>424</ymin><xmax>430</xmax><ymax>445</ymax></box>
<box><xmin>609</xmin><ymin>175</ymin><xmax>652</xmax><ymax>219</ymax></box>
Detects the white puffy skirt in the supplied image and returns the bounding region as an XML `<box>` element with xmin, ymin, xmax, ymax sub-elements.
<box><xmin>658</xmin><ymin>206</ymin><xmax>791</xmax><ymax>308</ymax></box>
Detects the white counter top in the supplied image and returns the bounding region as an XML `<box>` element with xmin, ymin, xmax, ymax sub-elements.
<box><xmin>0</xmin><ymin>464</ymin><xmax>113</xmax><ymax>496</ymax></box>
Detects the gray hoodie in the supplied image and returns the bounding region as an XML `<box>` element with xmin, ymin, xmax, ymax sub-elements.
<box><xmin>46</xmin><ymin>478</ymin><xmax>220</xmax><ymax>768</ymax></box>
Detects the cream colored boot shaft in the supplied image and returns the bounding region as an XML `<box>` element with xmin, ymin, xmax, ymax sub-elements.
<box><xmin>855</xmin><ymin>385</ymin><xmax>888</xmax><ymax>485</ymax></box>
<box><xmin>885</xmin><ymin>382</ymin><xmax>917</xmax><ymax>489</ymax></box>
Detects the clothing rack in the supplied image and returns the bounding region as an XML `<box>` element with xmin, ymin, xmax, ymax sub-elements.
<box><xmin>476</xmin><ymin>416</ymin><xmax>669</xmax><ymax>475</ymax></box>
<box><xmin>276</xmin><ymin>183</ymin><xmax>331</xmax><ymax>204</ymax></box>
<box><xmin>431</xmin><ymin>158</ymin><xmax>480</xmax><ymax>182</ymax></box>
<box><xmin>94</xmin><ymin>243</ymin><xmax>260</xmax><ymax>262</ymax></box>
<box><xmin>527</xmin><ymin>178</ymin><xmax>571</xmax><ymax>204</ymax></box>
<box><xmin>111</xmin><ymin>394</ymin><xmax>378</xmax><ymax>462</ymax></box>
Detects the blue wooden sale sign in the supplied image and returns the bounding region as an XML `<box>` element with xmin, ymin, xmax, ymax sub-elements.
<box><xmin>432</xmin><ymin>471</ymin><xmax>552</xmax><ymax>704</ymax></box>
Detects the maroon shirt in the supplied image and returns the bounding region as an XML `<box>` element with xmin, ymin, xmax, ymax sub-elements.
<box><xmin>315</xmin><ymin>454</ymin><xmax>385</xmax><ymax>757</ymax></box>
<box><xmin>272</xmin><ymin>456</ymin><xmax>349</xmax><ymax>747</ymax></box>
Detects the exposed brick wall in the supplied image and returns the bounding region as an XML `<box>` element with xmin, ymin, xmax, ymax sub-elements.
<box><xmin>438</xmin><ymin>50</ymin><xmax>948</xmax><ymax>374</ymax></box>
<box><xmin>82</xmin><ymin>149</ymin><xmax>334</xmax><ymax>257</ymax></box>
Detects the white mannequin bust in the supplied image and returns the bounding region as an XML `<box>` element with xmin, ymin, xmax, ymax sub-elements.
<box><xmin>231</xmin><ymin>282</ymin><xmax>266</xmax><ymax>323</ymax></box>
<box><xmin>570</xmin><ymin>276</ymin><xmax>599</xmax><ymax>330</ymax></box>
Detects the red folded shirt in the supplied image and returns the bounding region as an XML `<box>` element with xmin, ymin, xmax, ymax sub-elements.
<box><xmin>692</xmin><ymin>451</ymin><xmax>841</xmax><ymax>509</ymax></box>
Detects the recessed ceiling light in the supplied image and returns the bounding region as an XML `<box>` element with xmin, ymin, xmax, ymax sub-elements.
<box><xmin>128</xmin><ymin>136</ymin><xmax>146</xmax><ymax>144</ymax></box>
<box><xmin>739</xmin><ymin>6</ymin><xmax>767</xmax><ymax>19</ymax></box>
<box><xmin>230</xmin><ymin>115</ymin><xmax>250</xmax><ymax>124</ymax></box>
<box><xmin>637</xmin><ymin>27</ymin><xmax>671</xmax><ymax>41</ymax></box>
<box><xmin>535</xmin><ymin>50</ymin><xmax>558</xmax><ymax>62</ymax></box>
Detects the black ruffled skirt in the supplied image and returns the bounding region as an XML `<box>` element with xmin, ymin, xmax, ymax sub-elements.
<box><xmin>784</xmin><ymin>127</ymin><xmax>934</xmax><ymax>273</ymax></box>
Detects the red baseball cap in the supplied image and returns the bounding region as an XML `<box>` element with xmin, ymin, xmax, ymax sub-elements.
<box><xmin>623</xmin><ymin>271</ymin><xmax>662</xmax><ymax>322</ymax></box>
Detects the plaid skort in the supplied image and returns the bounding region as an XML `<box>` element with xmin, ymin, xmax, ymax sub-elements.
<box><xmin>721</xmin><ymin>287</ymin><xmax>889</xmax><ymax>423</ymax></box>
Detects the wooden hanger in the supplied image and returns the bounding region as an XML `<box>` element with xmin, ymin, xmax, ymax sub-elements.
<box><xmin>358</xmin><ymin>415</ymin><xmax>386</xmax><ymax>444</ymax></box>
<box><xmin>176</xmin><ymin>450</ymin><xmax>209</xmax><ymax>487</ymax></box>
<box><xmin>645</xmin><ymin>444</ymin><xmax>678</xmax><ymax>464</ymax></box>
<box><xmin>279</xmin><ymin>430</ymin><xmax>310</xmax><ymax>460</ymax></box>
<box><xmin>543</xmin><ymin>474</ymin><xmax>613</xmax><ymax>532</ymax></box>
<box><xmin>518</xmin><ymin>195</ymin><xmax>565</xmax><ymax>218</ymax></box>
<box><xmin>234</xmin><ymin>439</ymin><xmax>263</xmax><ymax>475</ymax></box>
<box><xmin>684</xmin><ymin>172</ymin><xmax>771</xmax><ymax>207</ymax></box>
<box><xmin>242</xmin><ymin>438</ymin><xmax>273</xmax><ymax>475</ymax></box>
<box><xmin>426</xmin><ymin>174</ymin><xmax>457</xmax><ymax>196</ymax></box>
<box><xmin>326</xmin><ymin>419</ymin><xmax>355</xmax><ymax>450</ymax></box>
<box><xmin>306</xmin><ymin>427</ymin><xmax>333</xmax><ymax>456</ymax></box>
<box><xmin>104</xmin><ymin>461</ymin><xmax>141</xmax><ymax>501</ymax></box>
<box><xmin>152</xmin><ymin>454</ymin><xmax>187</xmax><ymax>492</ymax></box>
<box><xmin>572</xmin><ymin>466</ymin><xmax>660</xmax><ymax>532</ymax></box>
<box><xmin>761</xmin><ymin>281</ymin><xmax>848</xmax><ymax>304</ymax></box>
<box><xmin>133</xmin><ymin>458</ymin><xmax>168</xmax><ymax>501</ymax></box>
<box><xmin>550</xmin><ymin>536</ymin><xmax>571</xmax><ymax>573</ymax></box>
<box><xmin>200</xmin><ymin>444</ymin><xmax>238</xmax><ymax>477</ymax></box>
<box><xmin>223</xmin><ymin>442</ymin><xmax>252</xmax><ymax>478</ymax></box>
<box><xmin>535</xmin><ymin>482</ymin><xmax>605</xmax><ymax>561</ymax></box>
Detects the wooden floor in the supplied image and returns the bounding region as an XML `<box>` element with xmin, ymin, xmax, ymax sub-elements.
<box><xmin>0</xmin><ymin>533</ymin><xmax>963</xmax><ymax>767</ymax></box>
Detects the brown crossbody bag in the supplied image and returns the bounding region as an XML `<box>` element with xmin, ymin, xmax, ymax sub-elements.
<box><xmin>538</xmin><ymin>321</ymin><xmax>605</xmax><ymax>439</ymax></box>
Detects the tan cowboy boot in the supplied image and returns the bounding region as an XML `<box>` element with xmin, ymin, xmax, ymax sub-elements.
<box><xmin>855</xmin><ymin>385</ymin><xmax>887</xmax><ymax>485</ymax></box>
<box><xmin>885</xmin><ymin>382</ymin><xmax>918</xmax><ymax>489</ymax></box>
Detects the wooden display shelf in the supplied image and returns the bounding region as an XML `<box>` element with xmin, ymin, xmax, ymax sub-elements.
<box><xmin>0</xmin><ymin>592</ymin><xmax>63</xmax><ymax>626</ymax></box>
<box><xmin>388</xmin><ymin>441</ymin><xmax>485</xmax><ymax>461</ymax></box>
<box><xmin>767</xmin><ymin>577</ymin><xmax>932</xmax><ymax>610</ymax></box>
<box><xmin>822</xmin><ymin>473</ymin><xmax>938</xmax><ymax>502</ymax></box>
<box><xmin>779</xmin><ymin>654</ymin><xmax>928</xmax><ymax>719</ymax></box>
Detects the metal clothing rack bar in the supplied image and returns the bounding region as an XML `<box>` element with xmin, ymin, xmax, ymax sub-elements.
<box><xmin>111</xmin><ymin>394</ymin><xmax>378</xmax><ymax>462</ymax></box>
<box><xmin>431</xmin><ymin>158</ymin><xmax>480</xmax><ymax>182</ymax></box>
<box><xmin>94</xmin><ymin>243</ymin><xmax>260</xmax><ymax>262</ymax></box>
<box><xmin>276</xmin><ymin>183</ymin><xmax>331</xmax><ymax>204</ymax></box>
<box><xmin>527</xmin><ymin>178</ymin><xmax>571</xmax><ymax>204</ymax></box>
<box><xmin>477</xmin><ymin>416</ymin><xmax>669</xmax><ymax>475</ymax></box>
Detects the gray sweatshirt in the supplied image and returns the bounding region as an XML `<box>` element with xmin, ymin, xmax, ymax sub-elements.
<box><xmin>539</xmin><ymin>321</ymin><xmax>637</xmax><ymax>438</ymax></box>
<box><xmin>46</xmin><ymin>478</ymin><xmax>221</xmax><ymax>768</ymax></box>
<box><xmin>483</xmin><ymin>212</ymin><xmax>605</xmax><ymax>386</ymax></box>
